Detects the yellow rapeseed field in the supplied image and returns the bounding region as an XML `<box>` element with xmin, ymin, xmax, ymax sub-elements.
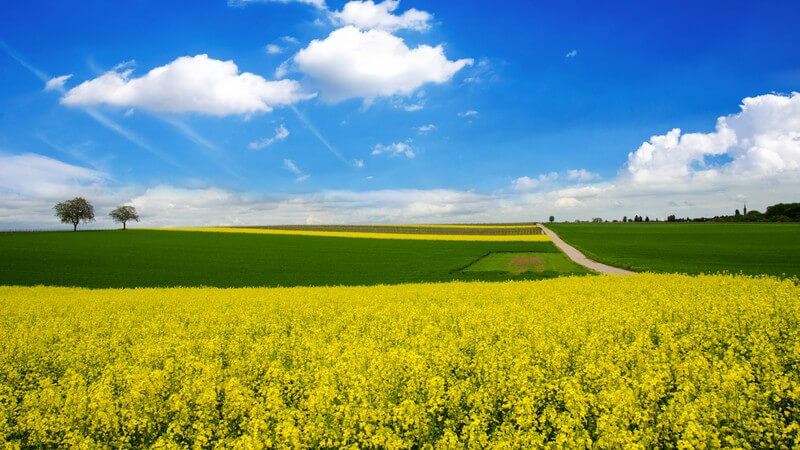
<box><xmin>1</xmin><ymin>274</ymin><xmax>799</xmax><ymax>447</ymax></box>
<box><xmin>155</xmin><ymin>227</ymin><xmax>552</xmax><ymax>242</ymax></box>
<box><xmin>370</xmin><ymin>224</ymin><xmax>541</xmax><ymax>229</ymax></box>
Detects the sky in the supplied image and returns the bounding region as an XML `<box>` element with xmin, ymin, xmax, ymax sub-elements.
<box><xmin>1</xmin><ymin>0</ymin><xmax>800</xmax><ymax>228</ymax></box>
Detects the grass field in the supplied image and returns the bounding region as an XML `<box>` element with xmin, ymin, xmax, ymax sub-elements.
<box><xmin>548</xmin><ymin>223</ymin><xmax>800</xmax><ymax>277</ymax></box>
<box><xmin>0</xmin><ymin>229</ymin><xmax>575</xmax><ymax>288</ymax></box>
<box><xmin>2</xmin><ymin>274</ymin><xmax>797</xmax><ymax>447</ymax></box>
<box><xmin>462</xmin><ymin>251</ymin><xmax>587</xmax><ymax>274</ymax></box>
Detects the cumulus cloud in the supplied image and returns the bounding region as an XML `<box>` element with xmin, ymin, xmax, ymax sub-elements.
<box><xmin>331</xmin><ymin>0</ymin><xmax>432</xmax><ymax>32</ymax></box>
<box><xmin>371</xmin><ymin>141</ymin><xmax>415</xmax><ymax>158</ymax></box>
<box><xmin>512</xmin><ymin>172</ymin><xmax>558</xmax><ymax>192</ymax></box>
<box><xmin>625</xmin><ymin>92</ymin><xmax>800</xmax><ymax>186</ymax></box>
<box><xmin>292</xmin><ymin>26</ymin><xmax>473</xmax><ymax>102</ymax></box>
<box><xmin>458</xmin><ymin>110</ymin><xmax>478</xmax><ymax>118</ymax></box>
<box><xmin>44</xmin><ymin>74</ymin><xmax>72</xmax><ymax>91</ymax></box>
<box><xmin>553</xmin><ymin>197</ymin><xmax>584</xmax><ymax>208</ymax></box>
<box><xmin>566</xmin><ymin>169</ymin><xmax>599</xmax><ymax>181</ymax></box>
<box><xmin>61</xmin><ymin>54</ymin><xmax>313</xmax><ymax>116</ymax></box>
<box><xmin>565</xmin><ymin>50</ymin><xmax>578</xmax><ymax>58</ymax></box>
<box><xmin>249</xmin><ymin>124</ymin><xmax>290</xmax><ymax>149</ymax></box>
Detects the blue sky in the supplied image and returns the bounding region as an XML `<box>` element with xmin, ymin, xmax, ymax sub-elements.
<box><xmin>1</xmin><ymin>0</ymin><xmax>800</xmax><ymax>227</ymax></box>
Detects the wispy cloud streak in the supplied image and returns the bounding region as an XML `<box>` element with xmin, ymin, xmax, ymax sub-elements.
<box><xmin>0</xmin><ymin>40</ymin><xmax>185</xmax><ymax>170</ymax></box>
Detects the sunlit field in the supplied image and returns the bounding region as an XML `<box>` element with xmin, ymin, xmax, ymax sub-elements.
<box><xmin>0</xmin><ymin>227</ymin><xmax>573</xmax><ymax>289</ymax></box>
<box><xmin>548</xmin><ymin>223</ymin><xmax>800</xmax><ymax>277</ymax></box>
<box><xmin>2</xmin><ymin>274</ymin><xmax>797</xmax><ymax>447</ymax></box>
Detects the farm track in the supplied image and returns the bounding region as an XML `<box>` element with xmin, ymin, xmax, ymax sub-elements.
<box><xmin>540</xmin><ymin>225</ymin><xmax>635</xmax><ymax>275</ymax></box>
<box><xmin>233</xmin><ymin>224</ymin><xmax>544</xmax><ymax>235</ymax></box>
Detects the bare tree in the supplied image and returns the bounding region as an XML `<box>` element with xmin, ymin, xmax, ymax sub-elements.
<box><xmin>54</xmin><ymin>197</ymin><xmax>95</xmax><ymax>231</ymax></box>
<box><xmin>109</xmin><ymin>205</ymin><xmax>140</xmax><ymax>230</ymax></box>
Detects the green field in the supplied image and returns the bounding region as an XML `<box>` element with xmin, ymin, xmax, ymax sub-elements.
<box><xmin>548</xmin><ymin>223</ymin><xmax>800</xmax><ymax>277</ymax></box>
<box><xmin>462</xmin><ymin>251</ymin><xmax>589</xmax><ymax>274</ymax></box>
<box><xmin>0</xmin><ymin>230</ymin><xmax>581</xmax><ymax>288</ymax></box>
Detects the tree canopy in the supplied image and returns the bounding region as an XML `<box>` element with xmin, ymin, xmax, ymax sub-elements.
<box><xmin>109</xmin><ymin>205</ymin><xmax>140</xmax><ymax>230</ymax></box>
<box><xmin>54</xmin><ymin>197</ymin><xmax>95</xmax><ymax>231</ymax></box>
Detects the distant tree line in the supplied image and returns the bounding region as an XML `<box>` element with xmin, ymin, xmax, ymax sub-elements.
<box><xmin>54</xmin><ymin>197</ymin><xmax>139</xmax><ymax>231</ymax></box>
<box><xmin>665</xmin><ymin>203</ymin><xmax>800</xmax><ymax>223</ymax></box>
<box><xmin>550</xmin><ymin>202</ymin><xmax>799</xmax><ymax>224</ymax></box>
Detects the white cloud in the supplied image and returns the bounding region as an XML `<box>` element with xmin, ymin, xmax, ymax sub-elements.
<box><xmin>228</xmin><ymin>0</ymin><xmax>326</xmax><ymax>9</ymax></box>
<box><xmin>112</xmin><ymin>60</ymin><xmax>136</xmax><ymax>71</ymax></box>
<box><xmin>284</xmin><ymin>159</ymin><xmax>310</xmax><ymax>181</ymax></box>
<box><xmin>565</xmin><ymin>50</ymin><xmax>578</xmax><ymax>58</ymax></box>
<box><xmin>625</xmin><ymin>92</ymin><xmax>800</xmax><ymax>186</ymax></box>
<box><xmin>458</xmin><ymin>109</ymin><xmax>478</xmax><ymax>118</ymax></box>
<box><xmin>284</xmin><ymin>158</ymin><xmax>302</xmax><ymax>175</ymax></box>
<box><xmin>282</xmin><ymin>36</ymin><xmax>300</xmax><ymax>44</ymax></box>
<box><xmin>292</xmin><ymin>26</ymin><xmax>473</xmax><ymax>102</ymax></box>
<box><xmin>417</xmin><ymin>124</ymin><xmax>436</xmax><ymax>134</ymax></box>
<box><xmin>566</xmin><ymin>169</ymin><xmax>599</xmax><ymax>181</ymax></box>
<box><xmin>512</xmin><ymin>172</ymin><xmax>558</xmax><ymax>192</ymax></box>
<box><xmin>44</xmin><ymin>74</ymin><xmax>72</xmax><ymax>91</ymax></box>
<box><xmin>553</xmin><ymin>197</ymin><xmax>584</xmax><ymax>208</ymax></box>
<box><xmin>249</xmin><ymin>124</ymin><xmax>290</xmax><ymax>149</ymax></box>
<box><xmin>332</xmin><ymin>0</ymin><xmax>432</xmax><ymax>32</ymax></box>
<box><xmin>372</xmin><ymin>141</ymin><xmax>415</xmax><ymax>158</ymax></box>
<box><xmin>4</xmin><ymin>93</ymin><xmax>800</xmax><ymax>228</ymax></box>
<box><xmin>0</xmin><ymin>153</ymin><xmax>105</xmax><ymax>199</ymax></box>
<box><xmin>354</xmin><ymin>159</ymin><xmax>365</xmax><ymax>168</ymax></box>
<box><xmin>265</xmin><ymin>44</ymin><xmax>283</xmax><ymax>54</ymax></box>
<box><xmin>62</xmin><ymin>54</ymin><xmax>313</xmax><ymax>116</ymax></box>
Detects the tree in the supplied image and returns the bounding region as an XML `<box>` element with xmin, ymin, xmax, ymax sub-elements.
<box><xmin>110</xmin><ymin>205</ymin><xmax>140</xmax><ymax>230</ymax></box>
<box><xmin>54</xmin><ymin>197</ymin><xmax>95</xmax><ymax>231</ymax></box>
<box><xmin>735</xmin><ymin>209</ymin><xmax>741</xmax><ymax>217</ymax></box>
<box><xmin>645</xmin><ymin>216</ymin><xmax>650</xmax><ymax>222</ymax></box>
<box><xmin>765</xmin><ymin>203</ymin><xmax>800</xmax><ymax>221</ymax></box>
<box><xmin>622</xmin><ymin>216</ymin><xmax>627</xmax><ymax>223</ymax></box>
<box><xmin>548</xmin><ymin>215</ymin><xmax>555</xmax><ymax>223</ymax></box>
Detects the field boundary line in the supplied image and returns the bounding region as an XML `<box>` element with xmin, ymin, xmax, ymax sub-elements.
<box><xmin>539</xmin><ymin>225</ymin><xmax>635</xmax><ymax>275</ymax></box>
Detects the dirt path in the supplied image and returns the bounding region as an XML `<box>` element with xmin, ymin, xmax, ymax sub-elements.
<box><xmin>539</xmin><ymin>225</ymin><xmax>635</xmax><ymax>275</ymax></box>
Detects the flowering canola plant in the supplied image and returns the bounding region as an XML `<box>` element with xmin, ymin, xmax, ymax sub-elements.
<box><xmin>155</xmin><ymin>227</ymin><xmax>552</xmax><ymax>242</ymax></box>
<box><xmin>1</xmin><ymin>274</ymin><xmax>799</xmax><ymax>447</ymax></box>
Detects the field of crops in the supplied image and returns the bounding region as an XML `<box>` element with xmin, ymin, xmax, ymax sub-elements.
<box><xmin>234</xmin><ymin>224</ymin><xmax>544</xmax><ymax>235</ymax></box>
<box><xmin>548</xmin><ymin>223</ymin><xmax>800</xmax><ymax>277</ymax></box>
<box><xmin>163</xmin><ymin>226</ymin><xmax>549</xmax><ymax>241</ymax></box>
<box><xmin>1</xmin><ymin>274</ymin><xmax>798</xmax><ymax>447</ymax></box>
<box><xmin>0</xmin><ymin>229</ymin><xmax>573</xmax><ymax>288</ymax></box>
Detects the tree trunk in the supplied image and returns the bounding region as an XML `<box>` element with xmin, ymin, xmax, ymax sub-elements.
<box><xmin>73</xmin><ymin>222</ymin><xmax>77</xmax><ymax>231</ymax></box>
<box><xmin>123</xmin><ymin>221</ymin><xmax>127</xmax><ymax>230</ymax></box>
